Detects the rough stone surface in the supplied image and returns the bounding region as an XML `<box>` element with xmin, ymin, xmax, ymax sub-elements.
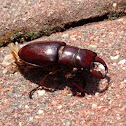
<box><xmin>0</xmin><ymin>0</ymin><xmax>126</xmax><ymax>37</ymax></box>
<box><xmin>0</xmin><ymin>17</ymin><xmax>126</xmax><ymax>125</ymax></box>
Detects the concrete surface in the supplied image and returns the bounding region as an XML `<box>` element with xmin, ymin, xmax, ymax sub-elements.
<box><xmin>0</xmin><ymin>17</ymin><xmax>126</xmax><ymax>125</ymax></box>
<box><xmin>0</xmin><ymin>0</ymin><xmax>126</xmax><ymax>38</ymax></box>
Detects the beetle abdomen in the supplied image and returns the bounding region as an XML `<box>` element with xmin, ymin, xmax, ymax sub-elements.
<box><xmin>18</xmin><ymin>41</ymin><xmax>66</xmax><ymax>67</ymax></box>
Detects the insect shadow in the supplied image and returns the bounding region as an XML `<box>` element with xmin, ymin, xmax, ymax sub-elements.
<box><xmin>19</xmin><ymin>66</ymin><xmax>110</xmax><ymax>97</ymax></box>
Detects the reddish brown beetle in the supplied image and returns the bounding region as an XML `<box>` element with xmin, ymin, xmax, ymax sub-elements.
<box><xmin>9</xmin><ymin>41</ymin><xmax>108</xmax><ymax>98</ymax></box>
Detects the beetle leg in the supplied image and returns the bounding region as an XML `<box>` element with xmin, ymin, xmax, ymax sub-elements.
<box><xmin>29</xmin><ymin>74</ymin><xmax>49</xmax><ymax>99</ymax></box>
<box><xmin>71</xmin><ymin>81</ymin><xmax>85</xmax><ymax>95</ymax></box>
<box><xmin>29</xmin><ymin>69</ymin><xmax>59</xmax><ymax>99</ymax></box>
<box><xmin>66</xmin><ymin>70</ymin><xmax>85</xmax><ymax>95</ymax></box>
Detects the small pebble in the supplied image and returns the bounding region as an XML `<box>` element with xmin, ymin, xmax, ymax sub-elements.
<box><xmin>89</xmin><ymin>44</ymin><xmax>97</xmax><ymax>49</ymax></box>
<box><xmin>19</xmin><ymin>0</ymin><xmax>26</xmax><ymax>4</ymax></box>
<box><xmin>35</xmin><ymin>115</ymin><xmax>40</xmax><ymax>119</ymax></box>
<box><xmin>2</xmin><ymin>54</ymin><xmax>14</xmax><ymax>67</ymax></box>
<box><xmin>112</xmin><ymin>63</ymin><xmax>116</xmax><ymax>66</ymax></box>
<box><xmin>92</xmin><ymin>103</ymin><xmax>97</xmax><ymax>109</ymax></box>
<box><xmin>57</xmin><ymin>105</ymin><xmax>63</xmax><ymax>109</ymax></box>
<box><xmin>70</xmin><ymin>34</ymin><xmax>77</xmax><ymax>38</ymax></box>
<box><xmin>4</xmin><ymin>99</ymin><xmax>9</xmax><ymax>103</ymax></box>
<box><xmin>118</xmin><ymin>59</ymin><xmax>125</xmax><ymax>65</ymax></box>
<box><xmin>116</xmin><ymin>114</ymin><xmax>121</xmax><ymax>120</ymax></box>
<box><xmin>25</xmin><ymin>105</ymin><xmax>29</xmax><ymax>109</ymax></box>
<box><xmin>120</xmin><ymin>81</ymin><xmax>125</xmax><ymax>89</ymax></box>
<box><xmin>62</xmin><ymin>34</ymin><xmax>69</xmax><ymax>38</ymax></box>
<box><xmin>115</xmin><ymin>50</ymin><xmax>119</xmax><ymax>54</ymax></box>
<box><xmin>110</xmin><ymin>55</ymin><xmax>119</xmax><ymax>60</ymax></box>
<box><xmin>98</xmin><ymin>64</ymin><xmax>105</xmax><ymax>70</ymax></box>
<box><xmin>7</xmin><ymin>88</ymin><xmax>12</xmax><ymax>91</ymax></box>
<box><xmin>29</xmin><ymin>116</ymin><xmax>33</xmax><ymax>121</ymax></box>
<box><xmin>38</xmin><ymin>110</ymin><xmax>44</xmax><ymax>114</ymax></box>
<box><xmin>3</xmin><ymin>69</ymin><xmax>8</xmax><ymax>74</ymax></box>
<box><xmin>109</xmin><ymin>99</ymin><xmax>113</xmax><ymax>104</ymax></box>
<box><xmin>98</xmin><ymin>106</ymin><xmax>103</xmax><ymax>109</ymax></box>
<box><xmin>95</xmin><ymin>92</ymin><xmax>99</xmax><ymax>97</ymax></box>
<box><xmin>19</xmin><ymin>122</ymin><xmax>22</xmax><ymax>126</ymax></box>
<box><xmin>70</xmin><ymin>37</ymin><xmax>76</xmax><ymax>41</ymax></box>
<box><xmin>117</xmin><ymin>18</ymin><xmax>124</xmax><ymax>22</ymax></box>
<box><xmin>113</xmin><ymin>3</ymin><xmax>117</xmax><ymax>8</ymax></box>
<box><xmin>37</xmin><ymin>90</ymin><xmax>45</xmax><ymax>96</ymax></box>
<box><xmin>124</xmin><ymin>79</ymin><xmax>126</xmax><ymax>83</ymax></box>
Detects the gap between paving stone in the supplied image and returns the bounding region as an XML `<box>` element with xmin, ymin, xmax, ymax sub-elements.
<box><xmin>0</xmin><ymin>11</ymin><xmax>125</xmax><ymax>46</ymax></box>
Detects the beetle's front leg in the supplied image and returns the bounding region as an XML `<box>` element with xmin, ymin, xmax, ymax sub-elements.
<box><xmin>70</xmin><ymin>81</ymin><xmax>85</xmax><ymax>95</ymax></box>
<box><xmin>65</xmin><ymin>68</ymin><xmax>85</xmax><ymax>95</ymax></box>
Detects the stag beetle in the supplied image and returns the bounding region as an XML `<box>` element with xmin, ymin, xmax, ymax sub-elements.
<box><xmin>9</xmin><ymin>41</ymin><xmax>108</xmax><ymax>98</ymax></box>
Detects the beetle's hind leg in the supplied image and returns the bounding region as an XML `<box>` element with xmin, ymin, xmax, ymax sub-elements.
<box><xmin>29</xmin><ymin>69</ymin><xmax>59</xmax><ymax>99</ymax></box>
<box><xmin>29</xmin><ymin>74</ymin><xmax>48</xmax><ymax>99</ymax></box>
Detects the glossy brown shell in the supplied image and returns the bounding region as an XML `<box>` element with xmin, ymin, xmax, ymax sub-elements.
<box><xmin>18</xmin><ymin>41</ymin><xmax>66</xmax><ymax>67</ymax></box>
<box><xmin>59</xmin><ymin>45</ymin><xmax>97</xmax><ymax>69</ymax></box>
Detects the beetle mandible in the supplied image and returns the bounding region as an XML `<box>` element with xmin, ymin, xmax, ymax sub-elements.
<box><xmin>9</xmin><ymin>41</ymin><xmax>108</xmax><ymax>98</ymax></box>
